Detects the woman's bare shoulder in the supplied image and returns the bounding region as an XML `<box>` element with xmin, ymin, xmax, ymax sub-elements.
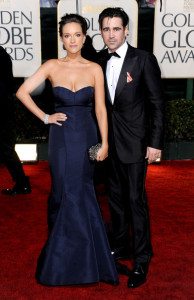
<box><xmin>42</xmin><ymin>59</ymin><xmax>59</xmax><ymax>68</ymax></box>
<box><xmin>88</xmin><ymin>61</ymin><xmax>103</xmax><ymax>73</ymax></box>
<box><xmin>39</xmin><ymin>59</ymin><xmax>64</xmax><ymax>76</ymax></box>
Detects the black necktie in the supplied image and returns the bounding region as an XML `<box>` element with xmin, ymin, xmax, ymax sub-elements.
<box><xmin>106</xmin><ymin>52</ymin><xmax>120</xmax><ymax>60</ymax></box>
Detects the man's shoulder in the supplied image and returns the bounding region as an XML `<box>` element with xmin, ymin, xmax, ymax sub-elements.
<box><xmin>97</xmin><ymin>49</ymin><xmax>108</xmax><ymax>58</ymax></box>
<box><xmin>0</xmin><ymin>46</ymin><xmax>8</xmax><ymax>57</ymax></box>
<box><xmin>127</xmin><ymin>44</ymin><xmax>154</xmax><ymax>59</ymax></box>
<box><xmin>95</xmin><ymin>49</ymin><xmax>108</xmax><ymax>66</ymax></box>
<box><xmin>0</xmin><ymin>46</ymin><xmax>5</xmax><ymax>52</ymax></box>
<box><xmin>0</xmin><ymin>46</ymin><xmax>11</xmax><ymax>61</ymax></box>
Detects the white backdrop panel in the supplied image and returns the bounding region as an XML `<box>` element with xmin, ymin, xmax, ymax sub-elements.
<box><xmin>0</xmin><ymin>0</ymin><xmax>41</xmax><ymax>77</ymax></box>
<box><xmin>154</xmin><ymin>0</ymin><xmax>194</xmax><ymax>78</ymax></box>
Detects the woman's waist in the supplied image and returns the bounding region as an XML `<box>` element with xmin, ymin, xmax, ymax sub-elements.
<box><xmin>55</xmin><ymin>105</ymin><xmax>93</xmax><ymax>112</ymax></box>
<box><xmin>55</xmin><ymin>107</ymin><xmax>96</xmax><ymax>123</ymax></box>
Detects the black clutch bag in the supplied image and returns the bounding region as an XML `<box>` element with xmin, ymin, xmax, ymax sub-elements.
<box><xmin>88</xmin><ymin>143</ymin><xmax>102</xmax><ymax>161</ymax></box>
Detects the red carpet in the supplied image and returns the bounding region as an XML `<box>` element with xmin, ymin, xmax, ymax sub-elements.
<box><xmin>0</xmin><ymin>161</ymin><xmax>194</xmax><ymax>300</ymax></box>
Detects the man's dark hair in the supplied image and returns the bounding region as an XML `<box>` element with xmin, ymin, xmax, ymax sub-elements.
<box><xmin>98</xmin><ymin>7</ymin><xmax>129</xmax><ymax>29</ymax></box>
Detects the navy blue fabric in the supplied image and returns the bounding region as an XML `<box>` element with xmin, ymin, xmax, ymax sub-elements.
<box><xmin>35</xmin><ymin>86</ymin><xmax>118</xmax><ymax>286</ymax></box>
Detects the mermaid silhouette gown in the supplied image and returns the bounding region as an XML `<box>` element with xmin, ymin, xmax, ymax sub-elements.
<box><xmin>35</xmin><ymin>86</ymin><xmax>118</xmax><ymax>286</ymax></box>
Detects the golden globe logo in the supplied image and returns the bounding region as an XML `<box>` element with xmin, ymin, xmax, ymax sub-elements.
<box><xmin>184</xmin><ymin>0</ymin><xmax>194</xmax><ymax>13</ymax></box>
<box><xmin>0</xmin><ymin>0</ymin><xmax>11</xmax><ymax>8</ymax></box>
<box><xmin>82</xmin><ymin>5</ymin><xmax>114</xmax><ymax>14</ymax></box>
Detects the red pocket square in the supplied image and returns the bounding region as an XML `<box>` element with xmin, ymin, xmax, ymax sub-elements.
<box><xmin>127</xmin><ymin>72</ymin><xmax>133</xmax><ymax>83</ymax></box>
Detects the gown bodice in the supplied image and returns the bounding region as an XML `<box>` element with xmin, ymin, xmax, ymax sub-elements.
<box><xmin>52</xmin><ymin>86</ymin><xmax>95</xmax><ymax>130</ymax></box>
<box><xmin>52</xmin><ymin>86</ymin><xmax>94</xmax><ymax>110</ymax></box>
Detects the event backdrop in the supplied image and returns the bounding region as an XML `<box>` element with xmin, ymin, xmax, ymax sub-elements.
<box><xmin>57</xmin><ymin>0</ymin><xmax>138</xmax><ymax>57</ymax></box>
<box><xmin>154</xmin><ymin>0</ymin><xmax>194</xmax><ymax>78</ymax></box>
<box><xmin>0</xmin><ymin>0</ymin><xmax>41</xmax><ymax>77</ymax></box>
<box><xmin>0</xmin><ymin>0</ymin><xmax>193</xmax><ymax>79</ymax></box>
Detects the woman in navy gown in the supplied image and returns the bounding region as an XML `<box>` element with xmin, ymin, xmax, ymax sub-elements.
<box><xmin>16</xmin><ymin>14</ymin><xmax>118</xmax><ymax>286</ymax></box>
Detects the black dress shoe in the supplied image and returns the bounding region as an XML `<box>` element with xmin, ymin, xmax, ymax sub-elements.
<box><xmin>2</xmin><ymin>176</ymin><xmax>31</xmax><ymax>195</ymax></box>
<box><xmin>111</xmin><ymin>246</ymin><xmax>131</xmax><ymax>261</ymax></box>
<box><xmin>115</xmin><ymin>261</ymin><xmax>131</xmax><ymax>276</ymax></box>
<box><xmin>127</xmin><ymin>262</ymin><xmax>149</xmax><ymax>288</ymax></box>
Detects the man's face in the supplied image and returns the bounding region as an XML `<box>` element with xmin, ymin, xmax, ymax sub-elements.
<box><xmin>101</xmin><ymin>17</ymin><xmax>128</xmax><ymax>52</ymax></box>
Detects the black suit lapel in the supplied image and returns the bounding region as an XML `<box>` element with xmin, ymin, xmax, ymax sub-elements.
<box><xmin>115</xmin><ymin>45</ymin><xmax>138</xmax><ymax>102</ymax></box>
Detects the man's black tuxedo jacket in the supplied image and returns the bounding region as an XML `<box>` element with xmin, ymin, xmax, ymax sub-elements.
<box><xmin>0</xmin><ymin>46</ymin><xmax>14</xmax><ymax>119</ymax></box>
<box><xmin>98</xmin><ymin>44</ymin><xmax>164</xmax><ymax>164</ymax></box>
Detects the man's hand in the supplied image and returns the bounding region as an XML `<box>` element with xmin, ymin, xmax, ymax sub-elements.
<box><xmin>145</xmin><ymin>147</ymin><xmax>162</xmax><ymax>164</ymax></box>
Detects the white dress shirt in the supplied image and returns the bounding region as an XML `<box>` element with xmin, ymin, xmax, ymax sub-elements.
<box><xmin>106</xmin><ymin>41</ymin><xmax>128</xmax><ymax>104</ymax></box>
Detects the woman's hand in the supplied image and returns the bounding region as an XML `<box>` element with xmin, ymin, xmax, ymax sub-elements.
<box><xmin>48</xmin><ymin>113</ymin><xmax>67</xmax><ymax>126</ymax></box>
<box><xmin>96</xmin><ymin>144</ymin><xmax>108</xmax><ymax>161</ymax></box>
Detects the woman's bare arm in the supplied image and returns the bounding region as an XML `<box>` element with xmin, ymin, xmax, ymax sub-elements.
<box><xmin>16</xmin><ymin>60</ymin><xmax>66</xmax><ymax>126</ymax></box>
<box><xmin>93</xmin><ymin>63</ymin><xmax>108</xmax><ymax>161</ymax></box>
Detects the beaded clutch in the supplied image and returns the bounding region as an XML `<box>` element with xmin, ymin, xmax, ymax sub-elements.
<box><xmin>88</xmin><ymin>143</ymin><xmax>102</xmax><ymax>161</ymax></box>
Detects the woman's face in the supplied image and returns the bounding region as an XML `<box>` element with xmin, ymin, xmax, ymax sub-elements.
<box><xmin>61</xmin><ymin>22</ymin><xmax>86</xmax><ymax>53</ymax></box>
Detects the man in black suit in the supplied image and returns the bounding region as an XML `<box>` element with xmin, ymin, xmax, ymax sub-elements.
<box><xmin>98</xmin><ymin>7</ymin><xmax>164</xmax><ymax>288</ymax></box>
<box><xmin>0</xmin><ymin>46</ymin><xmax>31</xmax><ymax>195</ymax></box>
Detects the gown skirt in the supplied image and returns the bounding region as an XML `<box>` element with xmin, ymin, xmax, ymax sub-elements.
<box><xmin>35</xmin><ymin>86</ymin><xmax>118</xmax><ymax>286</ymax></box>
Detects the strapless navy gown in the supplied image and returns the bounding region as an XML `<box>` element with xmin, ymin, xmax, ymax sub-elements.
<box><xmin>35</xmin><ymin>86</ymin><xmax>118</xmax><ymax>286</ymax></box>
